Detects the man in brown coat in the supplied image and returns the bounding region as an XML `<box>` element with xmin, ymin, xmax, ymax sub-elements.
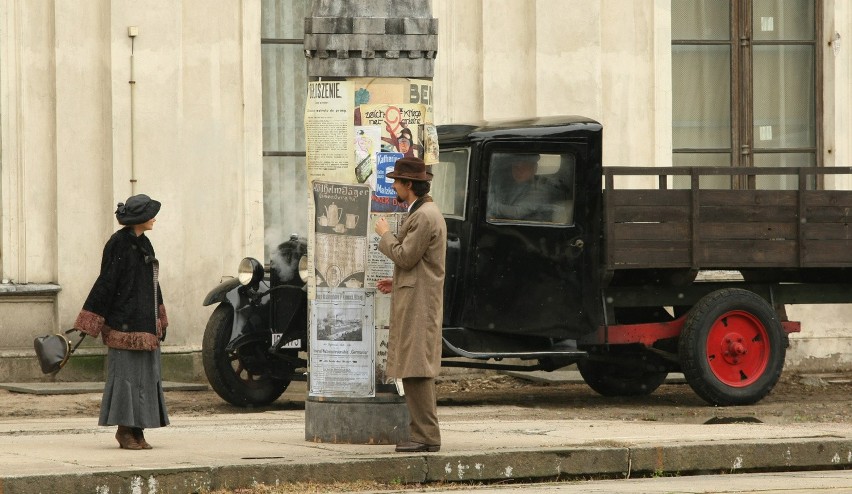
<box><xmin>374</xmin><ymin>157</ymin><xmax>447</xmax><ymax>453</ymax></box>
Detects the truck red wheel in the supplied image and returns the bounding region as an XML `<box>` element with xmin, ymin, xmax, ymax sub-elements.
<box><xmin>679</xmin><ymin>288</ymin><xmax>786</xmax><ymax>406</ymax></box>
<box><xmin>704</xmin><ymin>310</ymin><xmax>770</xmax><ymax>387</ymax></box>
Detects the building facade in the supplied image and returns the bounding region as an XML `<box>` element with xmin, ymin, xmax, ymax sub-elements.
<box><xmin>1</xmin><ymin>0</ymin><xmax>850</xmax><ymax>381</ymax></box>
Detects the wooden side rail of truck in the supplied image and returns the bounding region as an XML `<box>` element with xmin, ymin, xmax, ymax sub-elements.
<box><xmin>588</xmin><ymin>165</ymin><xmax>852</xmax><ymax>405</ymax></box>
<box><xmin>604</xmin><ymin>165</ymin><xmax>852</xmax><ymax>273</ymax></box>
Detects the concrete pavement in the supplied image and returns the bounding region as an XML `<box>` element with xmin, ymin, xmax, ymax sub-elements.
<box><xmin>1</xmin><ymin>372</ymin><xmax>851</xmax><ymax>493</ymax></box>
<box><xmin>1</xmin><ymin>399</ymin><xmax>851</xmax><ymax>493</ymax></box>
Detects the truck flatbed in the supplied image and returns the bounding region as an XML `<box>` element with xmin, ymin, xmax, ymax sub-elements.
<box><xmin>604</xmin><ymin>166</ymin><xmax>852</xmax><ymax>274</ymax></box>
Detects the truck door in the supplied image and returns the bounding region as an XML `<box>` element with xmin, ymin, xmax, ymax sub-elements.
<box><xmin>469</xmin><ymin>143</ymin><xmax>596</xmax><ymax>340</ymax></box>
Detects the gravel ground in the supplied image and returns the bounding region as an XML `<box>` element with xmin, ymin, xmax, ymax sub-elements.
<box><xmin>2</xmin><ymin>371</ymin><xmax>850</xmax><ymax>424</ymax></box>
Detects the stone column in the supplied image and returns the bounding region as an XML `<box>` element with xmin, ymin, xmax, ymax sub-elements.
<box><xmin>303</xmin><ymin>1</ymin><xmax>438</xmax><ymax>444</ymax></box>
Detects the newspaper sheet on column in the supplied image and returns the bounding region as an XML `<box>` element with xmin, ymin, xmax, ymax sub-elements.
<box><xmin>305</xmin><ymin>80</ymin><xmax>355</xmax><ymax>183</ymax></box>
<box><xmin>309</xmin><ymin>289</ymin><xmax>375</xmax><ymax>397</ymax></box>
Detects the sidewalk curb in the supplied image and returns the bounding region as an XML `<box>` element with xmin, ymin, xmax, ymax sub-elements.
<box><xmin>2</xmin><ymin>438</ymin><xmax>850</xmax><ymax>493</ymax></box>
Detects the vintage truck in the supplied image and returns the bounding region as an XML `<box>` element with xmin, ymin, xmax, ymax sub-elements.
<box><xmin>202</xmin><ymin>116</ymin><xmax>852</xmax><ymax>408</ymax></box>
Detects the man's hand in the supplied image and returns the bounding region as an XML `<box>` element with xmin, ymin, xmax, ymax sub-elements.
<box><xmin>376</xmin><ymin>278</ymin><xmax>393</xmax><ymax>294</ymax></box>
<box><xmin>374</xmin><ymin>217</ymin><xmax>390</xmax><ymax>236</ymax></box>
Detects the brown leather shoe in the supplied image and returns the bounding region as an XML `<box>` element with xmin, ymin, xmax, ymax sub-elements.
<box><xmin>133</xmin><ymin>428</ymin><xmax>153</xmax><ymax>449</ymax></box>
<box><xmin>395</xmin><ymin>441</ymin><xmax>440</xmax><ymax>453</ymax></box>
<box><xmin>115</xmin><ymin>426</ymin><xmax>144</xmax><ymax>450</ymax></box>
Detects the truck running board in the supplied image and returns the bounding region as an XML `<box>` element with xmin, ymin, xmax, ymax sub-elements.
<box><xmin>442</xmin><ymin>336</ymin><xmax>587</xmax><ymax>361</ymax></box>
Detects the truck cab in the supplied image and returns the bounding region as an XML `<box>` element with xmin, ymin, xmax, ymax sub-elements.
<box><xmin>431</xmin><ymin>117</ymin><xmax>603</xmax><ymax>365</ymax></box>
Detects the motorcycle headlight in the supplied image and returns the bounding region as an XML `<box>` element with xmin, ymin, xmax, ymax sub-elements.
<box><xmin>238</xmin><ymin>257</ymin><xmax>264</xmax><ymax>286</ymax></box>
<box><xmin>298</xmin><ymin>255</ymin><xmax>309</xmax><ymax>283</ymax></box>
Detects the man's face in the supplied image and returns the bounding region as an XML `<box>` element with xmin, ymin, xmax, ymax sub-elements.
<box><xmin>392</xmin><ymin>179</ymin><xmax>411</xmax><ymax>203</ymax></box>
<box><xmin>511</xmin><ymin>161</ymin><xmax>538</xmax><ymax>183</ymax></box>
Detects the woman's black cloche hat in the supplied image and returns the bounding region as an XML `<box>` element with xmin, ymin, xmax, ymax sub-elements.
<box><xmin>115</xmin><ymin>194</ymin><xmax>161</xmax><ymax>225</ymax></box>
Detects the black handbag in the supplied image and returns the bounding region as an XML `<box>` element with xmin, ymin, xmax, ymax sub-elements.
<box><xmin>33</xmin><ymin>329</ymin><xmax>87</xmax><ymax>374</ymax></box>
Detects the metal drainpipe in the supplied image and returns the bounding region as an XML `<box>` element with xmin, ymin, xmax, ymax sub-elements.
<box><xmin>128</xmin><ymin>26</ymin><xmax>138</xmax><ymax>194</ymax></box>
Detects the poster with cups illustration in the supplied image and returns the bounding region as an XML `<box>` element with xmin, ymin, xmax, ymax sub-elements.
<box><xmin>312</xmin><ymin>182</ymin><xmax>370</xmax><ymax>290</ymax></box>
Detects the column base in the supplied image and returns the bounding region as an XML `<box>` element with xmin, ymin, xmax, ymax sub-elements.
<box><xmin>305</xmin><ymin>393</ymin><xmax>409</xmax><ymax>444</ymax></box>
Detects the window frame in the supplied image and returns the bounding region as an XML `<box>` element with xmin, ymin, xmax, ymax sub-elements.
<box><xmin>261</xmin><ymin>35</ymin><xmax>307</xmax><ymax>160</ymax></box>
<box><xmin>672</xmin><ymin>0</ymin><xmax>823</xmax><ymax>188</ymax></box>
<box><xmin>432</xmin><ymin>148</ymin><xmax>471</xmax><ymax>221</ymax></box>
<box><xmin>261</xmin><ymin>2</ymin><xmax>310</xmax><ymax>261</ymax></box>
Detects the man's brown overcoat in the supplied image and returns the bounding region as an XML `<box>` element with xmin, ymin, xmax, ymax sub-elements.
<box><xmin>378</xmin><ymin>200</ymin><xmax>447</xmax><ymax>378</ymax></box>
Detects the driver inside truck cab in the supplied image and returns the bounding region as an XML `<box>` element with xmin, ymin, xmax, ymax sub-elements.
<box><xmin>487</xmin><ymin>153</ymin><xmax>573</xmax><ymax>223</ymax></box>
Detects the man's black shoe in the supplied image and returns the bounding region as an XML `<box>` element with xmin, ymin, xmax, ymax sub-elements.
<box><xmin>395</xmin><ymin>441</ymin><xmax>440</xmax><ymax>453</ymax></box>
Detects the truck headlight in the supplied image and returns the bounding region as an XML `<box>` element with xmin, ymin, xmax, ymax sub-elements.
<box><xmin>238</xmin><ymin>257</ymin><xmax>264</xmax><ymax>286</ymax></box>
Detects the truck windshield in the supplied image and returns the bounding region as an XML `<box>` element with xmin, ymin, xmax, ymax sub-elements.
<box><xmin>431</xmin><ymin>148</ymin><xmax>470</xmax><ymax>219</ymax></box>
<box><xmin>486</xmin><ymin>152</ymin><xmax>575</xmax><ymax>225</ymax></box>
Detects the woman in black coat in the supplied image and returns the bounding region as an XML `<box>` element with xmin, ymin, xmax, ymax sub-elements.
<box><xmin>74</xmin><ymin>194</ymin><xmax>169</xmax><ymax>450</ymax></box>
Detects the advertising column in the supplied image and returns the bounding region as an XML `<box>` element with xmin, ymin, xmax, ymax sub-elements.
<box><xmin>303</xmin><ymin>0</ymin><xmax>439</xmax><ymax>444</ymax></box>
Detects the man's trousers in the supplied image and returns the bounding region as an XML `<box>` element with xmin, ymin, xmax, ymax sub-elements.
<box><xmin>402</xmin><ymin>377</ymin><xmax>441</xmax><ymax>445</ymax></box>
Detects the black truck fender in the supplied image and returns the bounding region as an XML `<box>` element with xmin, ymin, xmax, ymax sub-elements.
<box><xmin>202</xmin><ymin>277</ymin><xmax>241</xmax><ymax>307</ymax></box>
<box><xmin>203</xmin><ymin>278</ymin><xmax>272</xmax><ymax>349</ymax></box>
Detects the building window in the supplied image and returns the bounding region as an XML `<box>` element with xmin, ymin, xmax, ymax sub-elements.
<box><xmin>671</xmin><ymin>0</ymin><xmax>821</xmax><ymax>189</ymax></box>
<box><xmin>261</xmin><ymin>0</ymin><xmax>309</xmax><ymax>259</ymax></box>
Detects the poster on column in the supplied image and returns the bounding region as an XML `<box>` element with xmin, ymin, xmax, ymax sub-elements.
<box><xmin>359</xmin><ymin>103</ymin><xmax>427</xmax><ymax>159</ymax></box>
<box><xmin>313</xmin><ymin>182</ymin><xmax>370</xmax><ymax>290</ymax></box>
<box><xmin>351</xmin><ymin>78</ymin><xmax>438</xmax><ymax>166</ymax></box>
<box><xmin>366</xmin><ymin>213</ymin><xmax>404</xmax><ymax>285</ymax></box>
<box><xmin>351</xmin><ymin>78</ymin><xmax>434</xmax><ymax>122</ymax></box>
<box><xmin>358</xmin><ymin>103</ymin><xmax>429</xmax><ymax>213</ymax></box>
<box><xmin>371</xmin><ymin>152</ymin><xmax>408</xmax><ymax>213</ymax></box>
<box><xmin>373</xmin><ymin>294</ymin><xmax>392</xmax><ymax>385</ymax></box>
<box><xmin>309</xmin><ymin>289</ymin><xmax>375</xmax><ymax>397</ymax></box>
<box><xmin>354</xmin><ymin>126</ymin><xmax>381</xmax><ymax>186</ymax></box>
<box><xmin>305</xmin><ymin>80</ymin><xmax>355</xmax><ymax>184</ymax></box>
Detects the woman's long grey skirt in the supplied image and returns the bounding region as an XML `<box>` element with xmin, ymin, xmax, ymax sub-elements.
<box><xmin>99</xmin><ymin>347</ymin><xmax>170</xmax><ymax>428</ymax></box>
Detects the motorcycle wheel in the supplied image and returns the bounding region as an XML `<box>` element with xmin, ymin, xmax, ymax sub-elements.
<box><xmin>202</xmin><ymin>304</ymin><xmax>289</xmax><ymax>407</ymax></box>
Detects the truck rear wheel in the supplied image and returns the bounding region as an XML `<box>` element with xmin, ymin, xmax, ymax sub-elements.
<box><xmin>679</xmin><ymin>288</ymin><xmax>786</xmax><ymax>406</ymax></box>
<box><xmin>202</xmin><ymin>304</ymin><xmax>289</xmax><ymax>407</ymax></box>
<box><xmin>577</xmin><ymin>359</ymin><xmax>668</xmax><ymax>397</ymax></box>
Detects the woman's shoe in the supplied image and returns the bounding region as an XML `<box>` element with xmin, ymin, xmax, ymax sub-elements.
<box><xmin>115</xmin><ymin>426</ymin><xmax>144</xmax><ymax>450</ymax></box>
<box><xmin>133</xmin><ymin>428</ymin><xmax>153</xmax><ymax>449</ymax></box>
